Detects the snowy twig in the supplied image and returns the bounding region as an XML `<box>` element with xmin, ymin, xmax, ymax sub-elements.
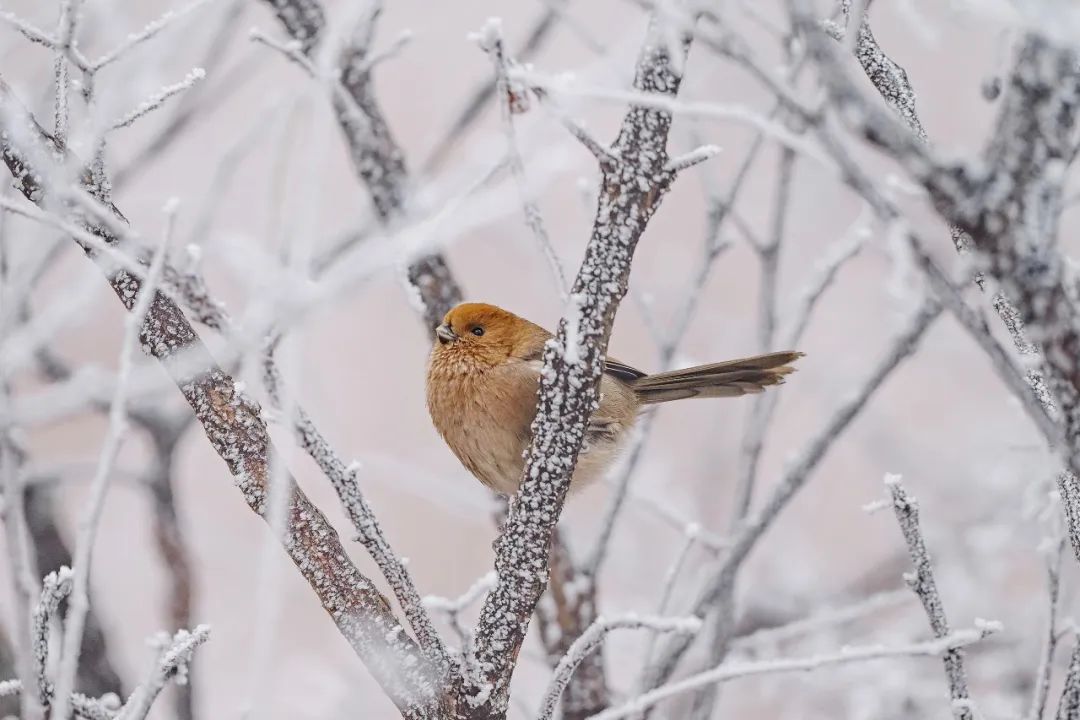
<box><xmin>90</xmin><ymin>0</ymin><xmax>215</xmax><ymax>72</ymax></box>
<box><xmin>0</xmin><ymin>73</ymin><xmax>442</xmax><ymax>716</ymax></box>
<box><xmin>52</xmin><ymin>0</ymin><xmax>85</xmax><ymax>145</ymax></box>
<box><xmin>636</xmin><ymin>529</ymin><xmax>702</xmax><ymax>690</ymax></box>
<box><xmin>110</xmin><ymin>68</ymin><xmax>206</xmax><ymax>131</ymax></box>
<box><xmin>424</xmin><ymin>572</ymin><xmax>498</xmax><ymax>615</ymax></box>
<box><xmin>466</xmin><ymin>15</ymin><xmax>696</xmax><ymax>716</ymax></box>
<box><xmin>50</xmin><ymin>205</ymin><xmax>175</xmax><ymax>720</ymax></box>
<box><xmin>261</xmin><ymin>344</ymin><xmax>450</xmax><ymax>671</ymax></box>
<box><xmin>114</xmin><ymin>625</ymin><xmax>210</xmax><ymax>720</ymax></box>
<box><xmin>1028</xmin><ymin>538</ymin><xmax>1065</xmax><ymax>720</ymax></box>
<box><xmin>537</xmin><ymin>615</ymin><xmax>702</xmax><ymax>720</ymax></box>
<box><xmin>663</xmin><ymin>144</ymin><xmax>720</xmax><ymax>174</ymax></box>
<box><xmin>1055</xmin><ymin>634</ymin><xmax>1080</xmax><ymax>720</ymax></box>
<box><xmin>0</xmin><ymin>433</ymin><xmax>41</xmax><ymax>720</ymax></box>
<box><xmin>730</xmin><ymin>588</ymin><xmax>912</xmax><ymax>651</ymax></box>
<box><xmin>257</xmin><ymin>0</ymin><xmax>464</xmax><ymax>329</ymax></box>
<box><xmin>476</xmin><ymin>20</ymin><xmax>569</xmax><ymax>299</ymax></box>
<box><xmin>599</xmin><ymin>627</ymin><xmax>994</xmax><ymax>720</ymax></box>
<box><xmin>0</xmin><ymin>12</ymin><xmax>56</xmax><ymax>49</ymax></box>
<box><xmin>422</xmin><ymin>0</ymin><xmax>580</xmax><ymax>173</ymax></box>
<box><xmin>113</xmin><ymin>0</ymin><xmax>245</xmax><ymax>190</ymax></box>
<box><xmin>31</xmin><ymin>567</ymin><xmax>73</xmax><ymax>705</ymax></box>
<box><xmin>885</xmin><ymin>474</ymin><xmax>980</xmax><ymax>719</ymax></box>
<box><xmin>423</xmin><ymin>572</ymin><xmax>496</xmax><ymax>649</ymax></box>
<box><xmin>644</xmin><ymin>298</ymin><xmax>940</xmax><ymax>692</ymax></box>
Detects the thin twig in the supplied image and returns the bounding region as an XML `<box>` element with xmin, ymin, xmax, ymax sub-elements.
<box><xmin>885</xmin><ymin>474</ymin><xmax>980</xmax><ymax>719</ymax></box>
<box><xmin>50</xmin><ymin>204</ymin><xmax>176</xmax><ymax>720</ymax></box>
<box><xmin>115</xmin><ymin>626</ymin><xmax>210</xmax><ymax>720</ymax></box>
<box><xmin>598</xmin><ymin>627</ymin><xmax>995</xmax><ymax>720</ymax></box>
<box><xmin>644</xmin><ymin>298</ymin><xmax>941</xmax><ymax>693</ymax></box>
<box><xmin>537</xmin><ymin>615</ymin><xmax>702</xmax><ymax>720</ymax></box>
<box><xmin>475</xmin><ymin>21</ymin><xmax>569</xmax><ymax>299</ymax></box>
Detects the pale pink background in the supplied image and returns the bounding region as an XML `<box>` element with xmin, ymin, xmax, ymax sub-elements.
<box><xmin>1</xmin><ymin>1</ymin><xmax>1072</xmax><ymax>718</ymax></box>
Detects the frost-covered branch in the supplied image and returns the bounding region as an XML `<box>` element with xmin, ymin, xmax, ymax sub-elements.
<box><xmin>536</xmin><ymin>615</ymin><xmax>702</xmax><ymax>720</ymax></box>
<box><xmin>114</xmin><ymin>626</ymin><xmax>210</xmax><ymax>720</ymax></box>
<box><xmin>0</xmin><ymin>75</ymin><xmax>445</xmax><ymax>718</ymax></box>
<box><xmin>598</xmin><ymin>626</ymin><xmax>995</xmax><ymax>720</ymax></box>
<box><xmin>89</xmin><ymin>0</ymin><xmax>215</xmax><ymax>72</ymax></box>
<box><xmin>31</xmin><ymin>567</ymin><xmax>73</xmax><ymax>706</ymax></box>
<box><xmin>644</xmin><ymin>298</ymin><xmax>941</xmax><ymax>695</ymax></box>
<box><xmin>110</xmin><ymin>68</ymin><xmax>206</xmax><ymax>131</ymax></box>
<box><xmin>475</xmin><ymin>19</ymin><xmax>568</xmax><ymax>299</ymax></box>
<box><xmin>1056</xmin><ymin>635</ymin><xmax>1080</xmax><ymax>720</ymax></box>
<box><xmin>0</xmin><ymin>429</ymin><xmax>39</xmax><ymax>720</ymax></box>
<box><xmin>50</xmin><ymin>202</ymin><xmax>175</xmax><ymax>720</ymax></box>
<box><xmin>796</xmin><ymin>0</ymin><xmax>1080</xmax><ymax>568</ymax></box>
<box><xmin>884</xmin><ymin>474</ymin><xmax>981</xmax><ymax>719</ymax></box>
<box><xmin>261</xmin><ymin>344</ymin><xmax>450</xmax><ymax>670</ymax></box>
<box><xmin>257</xmin><ymin>0</ymin><xmax>463</xmax><ymax>329</ymax></box>
<box><xmin>1028</xmin><ymin>538</ymin><xmax>1065</xmax><ymax>720</ymax></box>
<box><xmin>465</xmin><ymin>15</ymin><xmax>701</xmax><ymax>716</ymax></box>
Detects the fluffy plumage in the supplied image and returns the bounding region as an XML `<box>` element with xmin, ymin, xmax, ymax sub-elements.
<box><xmin>426</xmin><ymin>302</ymin><xmax>802</xmax><ymax>495</ymax></box>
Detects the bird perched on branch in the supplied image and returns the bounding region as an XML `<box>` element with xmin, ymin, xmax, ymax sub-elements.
<box><xmin>426</xmin><ymin>302</ymin><xmax>802</xmax><ymax>496</ymax></box>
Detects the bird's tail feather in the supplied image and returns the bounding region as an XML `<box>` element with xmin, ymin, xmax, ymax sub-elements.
<box><xmin>630</xmin><ymin>351</ymin><xmax>803</xmax><ymax>404</ymax></box>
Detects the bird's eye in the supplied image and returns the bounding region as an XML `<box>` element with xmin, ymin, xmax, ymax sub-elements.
<box><xmin>471</xmin><ymin>326</ymin><xmax>485</xmax><ymax>337</ymax></box>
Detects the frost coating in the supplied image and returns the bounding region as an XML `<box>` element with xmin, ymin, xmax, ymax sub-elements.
<box><xmin>466</xmin><ymin>19</ymin><xmax>697</xmax><ymax>716</ymax></box>
<box><xmin>886</xmin><ymin>476</ymin><xmax>980</xmax><ymax>719</ymax></box>
<box><xmin>0</xmin><ymin>71</ymin><xmax>447</xmax><ymax>719</ymax></box>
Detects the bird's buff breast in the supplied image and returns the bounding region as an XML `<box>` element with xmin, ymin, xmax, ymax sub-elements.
<box><xmin>426</xmin><ymin>356</ymin><xmax>632</xmax><ymax>495</ymax></box>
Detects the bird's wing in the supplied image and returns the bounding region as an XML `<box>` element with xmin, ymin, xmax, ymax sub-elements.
<box><xmin>603</xmin><ymin>358</ymin><xmax>647</xmax><ymax>383</ymax></box>
<box><xmin>517</xmin><ymin>329</ymin><xmax>646</xmax><ymax>384</ymax></box>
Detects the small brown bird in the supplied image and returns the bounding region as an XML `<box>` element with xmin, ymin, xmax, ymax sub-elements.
<box><xmin>426</xmin><ymin>303</ymin><xmax>802</xmax><ymax>496</ymax></box>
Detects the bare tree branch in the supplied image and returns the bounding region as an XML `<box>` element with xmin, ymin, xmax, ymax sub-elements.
<box><xmin>644</xmin><ymin>298</ymin><xmax>940</xmax><ymax>697</ymax></box>
<box><xmin>257</xmin><ymin>0</ymin><xmax>463</xmax><ymax>329</ymax></box>
<box><xmin>0</xmin><ymin>76</ymin><xmax>448</xmax><ymax>718</ymax></box>
<box><xmin>885</xmin><ymin>474</ymin><xmax>981</xmax><ymax>719</ymax></box>
<box><xmin>465</xmin><ymin>16</ymin><xmax>701</xmax><ymax>717</ymax></box>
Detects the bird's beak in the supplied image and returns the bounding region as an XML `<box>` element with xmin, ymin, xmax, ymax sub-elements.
<box><xmin>435</xmin><ymin>323</ymin><xmax>457</xmax><ymax>344</ymax></box>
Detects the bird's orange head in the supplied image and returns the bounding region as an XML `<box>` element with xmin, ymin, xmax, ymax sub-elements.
<box><xmin>431</xmin><ymin>302</ymin><xmax>546</xmax><ymax>371</ymax></box>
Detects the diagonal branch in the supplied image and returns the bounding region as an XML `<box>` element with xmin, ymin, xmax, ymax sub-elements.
<box><xmin>0</xmin><ymin>77</ymin><xmax>448</xmax><ymax>718</ymax></box>
<box><xmin>815</xmin><ymin>2</ymin><xmax>1080</xmax><ymax>567</ymax></box>
<box><xmin>465</xmin><ymin>16</ymin><xmax>701</xmax><ymax>717</ymax></box>
<box><xmin>258</xmin><ymin>0</ymin><xmax>463</xmax><ymax>330</ymax></box>
<box><xmin>643</xmin><ymin>298</ymin><xmax>941</xmax><ymax>697</ymax></box>
<box><xmin>885</xmin><ymin>474</ymin><xmax>980</xmax><ymax>718</ymax></box>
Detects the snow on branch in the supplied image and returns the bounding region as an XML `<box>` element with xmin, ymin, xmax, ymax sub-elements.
<box><xmin>110</xmin><ymin>68</ymin><xmax>206</xmax><ymax>131</ymax></box>
<box><xmin>464</xmin><ymin>14</ymin><xmax>698</xmax><ymax>716</ymax></box>
<box><xmin>0</xmin><ymin>74</ymin><xmax>446</xmax><ymax>717</ymax></box>
<box><xmin>537</xmin><ymin>614</ymin><xmax>702</xmax><ymax>720</ymax></box>
<box><xmin>475</xmin><ymin>18</ymin><xmax>569</xmax><ymax>299</ymax></box>
<box><xmin>89</xmin><ymin>0</ymin><xmax>215</xmax><ymax>72</ymax></box>
<box><xmin>1058</xmin><ymin>635</ymin><xmax>1080</xmax><ymax>720</ymax></box>
<box><xmin>884</xmin><ymin>474</ymin><xmax>983</xmax><ymax>719</ymax></box>
<box><xmin>49</xmin><ymin>199</ymin><xmax>176</xmax><ymax>720</ymax></box>
<box><xmin>835</xmin><ymin>4</ymin><xmax>1080</xmax><ymax>569</ymax></box>
<box><xmin>113</xmin><ymin>625</ymin><xmax>210</xmax><ymax>720</ymax></box>
<box><xmin>0</xmin><ymin>11</ymin><xmax>56</xmax><ymax>49</ymax></box>
<box><xmin>644</xmin><ymin>298</ymin><xmax>941</xmax><ymax>692</ymax></box>
<box><xmin>261</xmin><ymin>343</ymin><xmax>450</xmax><ymax>670</ymax></box>
<box><xmin>31</xmin><ymin>567</ymin><xmax>73</xmax><ymax>706</ymax></box>
<box><xmin>598</xmin><ymin>626</ymin><xmax>996</xmax><ymax>720</ymax></box>
<box><xmin>257</xmin><ymin>0</ymin><xmax>463</xmax><ymax>329</ymax></box>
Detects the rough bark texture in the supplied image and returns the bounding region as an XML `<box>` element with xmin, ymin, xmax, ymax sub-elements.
<box><xmin>465</xmin><ymin>23</ymin><xmax>691</xmax><ymax>718</ymax></box>
<box><xmin>260</xmin><ymin>0</ymin><xmax>463</xmax><ymax>330</ymax></box>
<box><xmin>0</xmin><ymin>78</ymin><xmax>453</xmax><ymax>719</ymax></box>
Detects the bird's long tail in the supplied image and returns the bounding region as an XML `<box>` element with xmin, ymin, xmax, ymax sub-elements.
<box><xmin>630</xmin><ymin>351</ymin><xmax>804</xmax><ymax>404</ymax></box>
